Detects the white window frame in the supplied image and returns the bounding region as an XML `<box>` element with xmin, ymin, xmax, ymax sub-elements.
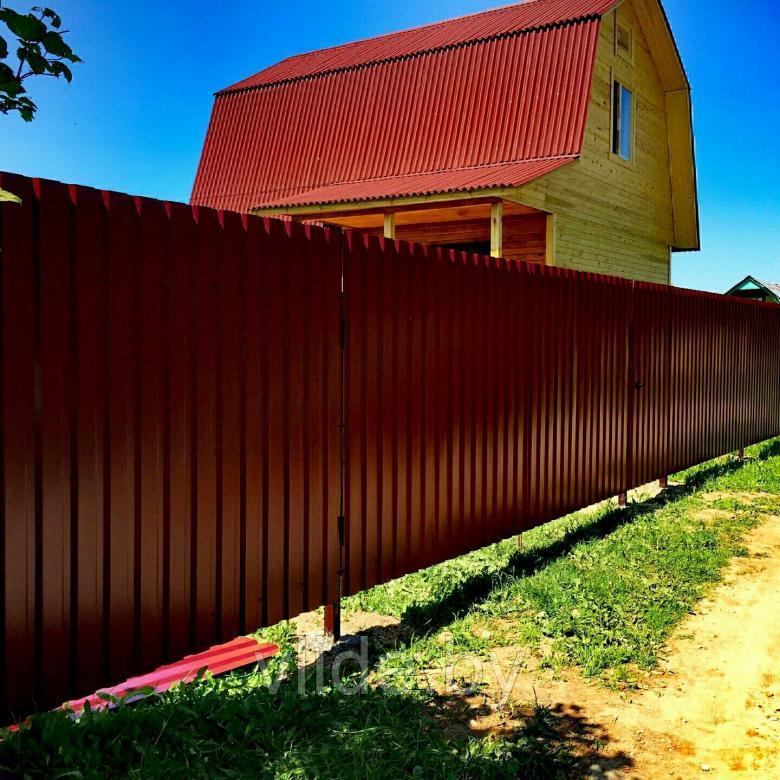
<box><xmin>611</xmin><ymin>78</ymin><xmax>635</xmax><ymax>163</ymax></box>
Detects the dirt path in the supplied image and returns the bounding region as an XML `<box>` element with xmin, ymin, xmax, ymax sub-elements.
<box><xmin>621</xmin><ymin>507</ymin><xmax>780</xmax><ymax>777</ymax></box>
<box><xmin>465</xmin><ymin>512</ymin><xmax>780</xmax><ymax>778</ymax></box>
<box><xmin>285</xmin><ymin>502</ymin><xmax>780</xmax><ymax>777</ymax></box>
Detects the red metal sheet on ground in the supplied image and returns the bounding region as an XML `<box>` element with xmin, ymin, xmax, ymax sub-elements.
<box><xmin>63</xmin><ymin>637</ymin><xmax>278</xmax><ymax>716</ymax></box>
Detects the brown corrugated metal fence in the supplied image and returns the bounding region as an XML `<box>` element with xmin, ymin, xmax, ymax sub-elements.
<box><xmin>343</xmin><ymin>238</ymin><xmax>780</xmax><ymax>601</ymax></box>
<box><xmin>2</xmin><ymin>174</ymin><xmax>779</xmax><ymax>717</ymax></box>
<box><xmin>0</xmin><ymin>173</ymin><xmax>342</xmax><ymax>717</ymax></box>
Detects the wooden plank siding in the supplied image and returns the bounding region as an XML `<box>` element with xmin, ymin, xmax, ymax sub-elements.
<box><xmin>510</xmin><ymin>0</ymin><xmax>675</xmax><ymax>284</ymax></box>
<box><xmin>361</xmin><ymin>213</ymin><xmax>548</xmax><ymax>266</ymax></box>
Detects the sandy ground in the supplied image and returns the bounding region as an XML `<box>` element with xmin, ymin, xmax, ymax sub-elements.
<box><xmin>450</xmin><ymin>511</ymin><xmax>780</xmax><ymax>778</ymax></box>
<box><xmin>285</xmin><ymin>502</ymin><xmax>780</xmax><ymax>778</ymax></box>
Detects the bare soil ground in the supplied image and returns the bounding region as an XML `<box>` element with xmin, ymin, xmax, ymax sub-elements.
<box><xmin>427</xmin><ymin>511</ymin><xmax>780</xmax><ymax>778</ymax></box>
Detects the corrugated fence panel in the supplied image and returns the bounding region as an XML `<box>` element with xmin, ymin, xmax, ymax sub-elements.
<box><xmin>632</xmin><ymin>287</ymin><xmax>780</xmax><ymax>480</ymax></box>
<box><xmin>343</xmin><ymin>240</ymin><xmax>636</xmax><ymax>595</ymax></box>
<box><xmin>1</xmin><ymin>174</ymin><xmax>38</xmax><ymax>714</ymax></box>
<box><xmin>629</xmin><ymin>283</ymin><xmax>673</xmax><ymax>487</ymax></box>
<box><xmin>344</xmin><ymin>236</ymin><xmax>780</xmax><ymax>598</ymax></box>
<box><xmin>0</xmin><ymin>173</ymin><xmax>341</xmax><ymax>717</ymax></box>
<box><xmin>1</xmin><ymin>171</ymin><xmax>779</xmax><ymax>717</ymax></box>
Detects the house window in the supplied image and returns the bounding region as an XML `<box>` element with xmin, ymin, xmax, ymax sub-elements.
<box><xmin>612</xmin><ymin>81</ymin><xmax>633</xmax><ymax>161</ymax></box>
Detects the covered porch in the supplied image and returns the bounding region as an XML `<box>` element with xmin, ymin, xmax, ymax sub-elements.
<box><xmin>259</xmin><ymin>197</ymin><xmax>554</xmax><ymax>266</ymax></box>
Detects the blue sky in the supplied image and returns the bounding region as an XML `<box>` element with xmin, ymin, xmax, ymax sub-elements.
<box><xmin>2</xmin><ymin>0</ymin><xmax>778</xmax><ymax>292</ymax></box>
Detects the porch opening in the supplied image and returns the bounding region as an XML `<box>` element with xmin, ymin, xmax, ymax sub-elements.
<box><xmin>298</xmin><ymin>198</ymin><xmax>553</xmax><ymax>266</ymax></box>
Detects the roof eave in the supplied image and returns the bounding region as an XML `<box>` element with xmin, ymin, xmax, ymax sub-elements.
<box><xmin>249</xmin><ymin>157</ymin><xmax>579</xmax><ymax>215</ymax></box>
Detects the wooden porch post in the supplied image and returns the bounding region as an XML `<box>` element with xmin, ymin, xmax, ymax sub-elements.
<box><xmin>383</xmin><ymin>213</ymin><xmax>396</xmax><ymax>240</ymax></box>
<box><xmin>490</xmin><ymin>201</ymin><xmax>503</xmax><ymax>258</ymax></box>
<box><xmin>545</xmin><ymin>213</ymin><xmax>556</xmax><ymax>266</ymax></box>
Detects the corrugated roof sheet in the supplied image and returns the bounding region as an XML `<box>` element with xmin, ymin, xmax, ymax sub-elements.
<box><xmin>259</xmin><ymin>157</ymin><xmax>576</xmax><ymax>209</ymax></box>
<box><xmin>192</xmin><ymin>0</ymin><xmax>619</xmax><ymax>211</ymax></box>
<box><xmin>227</xmin><ymin>0</ymin><xmax>618</xmax><ymax>90</ymax></box>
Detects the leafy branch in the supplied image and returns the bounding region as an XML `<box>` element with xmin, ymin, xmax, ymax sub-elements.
<box><xmin>0</xmin><ymin>2</ymin><xmax>81</xmax><ymax>121</ymax></box>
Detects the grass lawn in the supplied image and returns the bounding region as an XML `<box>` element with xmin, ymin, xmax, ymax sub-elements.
<box><xmin>2</xmin><ymin>438</ymin><xmax>779</xmax><ymax>778</ymax></box>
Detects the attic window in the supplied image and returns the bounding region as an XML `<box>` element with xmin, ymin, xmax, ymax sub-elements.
<box><xmin>616</xmin><ymin>23</ymin><xmax>633</xmax><ymax>61</ymax></box>
<box><xmin>612</xmin><ymin>81</ymin><xmax>633</xmax><ymax>161</ymax></box>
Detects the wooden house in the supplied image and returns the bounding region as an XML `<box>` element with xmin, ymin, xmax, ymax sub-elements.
<box><xmin>192</xmin><ymin>0</ymin><xmax>699</xmax><ymax>284</ymax></box>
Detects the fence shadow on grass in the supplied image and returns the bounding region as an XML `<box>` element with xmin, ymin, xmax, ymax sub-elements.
<box><xmin>0</xmin><ymin>659</ymin><xmax>634</xmax><ymax>780</ymax></box>
<box><xmin>247</xmin><ymin>646</ymin><xmax>636</xmax><ymax>779</ymax></box>
<box><xmin>390</xmin><ymin>439</ymin><xmax>780</xmax><ymax>637</ymax></box>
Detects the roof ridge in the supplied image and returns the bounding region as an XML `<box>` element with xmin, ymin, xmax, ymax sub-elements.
<box><xmin>276</xmin><ymin>0</ymin><xmax>552</xmax><ymax>68</ymax></box>
<box><xmin>220</xmin><ymin>13</ymin><xmax>601</xmax><ymax>95</ymax></box>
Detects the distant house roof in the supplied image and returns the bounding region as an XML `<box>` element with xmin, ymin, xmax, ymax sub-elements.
<box><xmin>191</xmin><ymin>0</ymin><xmax>624</xmax><ymax>212</ymax></box>
<box><xmin>726</xmin><ymin>276</ymin><xmax>780</xmax><ymax>304</ymax></box>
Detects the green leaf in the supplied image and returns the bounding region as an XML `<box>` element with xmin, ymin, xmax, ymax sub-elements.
<box><xmin>49</xmin><ymin>60</ymin><xmax>72</xmax><ymax>82</ymax></box>
<box><xmin>0</xmin><ymin>81</ymin><xmax>24</xmax><ymax>96</ymax></box>
<box><xmin>0</xmin><ymin>93</ymin><xmax>37</xmax><ymax>120</ymax></box>
<box><xmin>0</xmin><ymin>34</ymin><xmax>8</xmax><ymax>59</ymax></box>
<box><xmin>18</xmin><ymin>45</ymin><xmax>48</xmax><ymax>75</ymax></box>
<box><xmin>41</xmin><ymin>30</ymin><xmax>72</xmax><ymax>57</ymax></box>
<box><xmin>34</xmin><ymin>7</ymin><xmax>63</xmax><ymax>29</ymax></box>
<box><xmin>20</xmin><ymin>103</ymin><xmax>35</xmax><ymax>121</ymax></box>
<box><xmin>0</xmin><ymin>60</ymin><xmax>15</xmax><ymax>81</ymax></box>
<box><xmin>0</xmin><ymin>9</ymin><xmax>47</xmax><ymax>42</ymax></box>
<box><xmin>0</xmin><ymin>62</ymin><xmax>25</xmax><ymax>96</ymax></box>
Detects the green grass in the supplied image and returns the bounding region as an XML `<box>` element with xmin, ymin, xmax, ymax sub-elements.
<box><xmin>2</xmin><ymin>438</ymin><xmax>779</xmax><ymax>778</ymax></box>
<box><xmin>368</xmin><ymin>440</ymin><xmax>780</xmax><ymax>689</ymax></box>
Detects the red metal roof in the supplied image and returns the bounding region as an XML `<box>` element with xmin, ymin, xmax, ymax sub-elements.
<box><xmin>192</xmin><ymin>0</ymin><xmax>620</xmax><ymax>212</ymax></box>
<box><xmin>227</xmin><ymin>0</ymin><xmax>618</xmax><ymax>90</ymax></box>
<box><xmin>264</xmin><ymin>157</ymin><xmax>576</xmax><ymax>208</ymax></box>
